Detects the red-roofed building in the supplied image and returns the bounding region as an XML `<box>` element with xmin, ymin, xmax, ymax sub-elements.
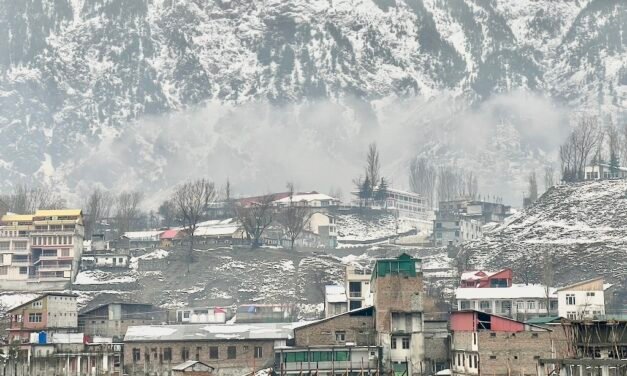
<box><xmin>160</xmin><ymin>229</ymin><xmax>183</xmax><ymax>248</ymax></box>
<box><xmin>460</xmin><ymin>268</ymin><xmax>512</xmax><ymax>288</ymax></box>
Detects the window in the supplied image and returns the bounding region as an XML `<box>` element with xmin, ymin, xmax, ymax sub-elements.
<box><xmin>567</xmin><ymin>312</ymin><xmax>577</xmax><ymax>319</ymax></box>
<box><xmin>391</xmin><ymin>337</ymin><xmax>397</xmax><ymax>349</ymax></box>
<box><xmin>401</xmin><ymin>337</ymin><xmax>410</xmax><ymax>349</ymax></box>
<box><xmin>334</xmin><ymin>351</ymin><xmax>350</xmax><ymax>361</ymax></box>
<box><xmin>457</xmin><ymin>354</ymin><xmax>460</xmax><ymax>366</ymax></box>
<box><xmin>254</xmin><ymin>346</ymin><xmax>263</xmax><ymax>358</ymax></box>
<box><xmin>209</xmin><ymin>346</ymin><xmax>218</xmax><ymax>359</ymax></box>
<box><xmin>335</xmin><ymin>331</ymin><xmax>346</xmax><ymax>342</ymax></box>
<box><xmin>586</xmin><ymin>292</ymin><xmax>595</xmax><ymax>297</ymax></box>
<box><xmin>61</xmin><ymin>249</ymin><xmax>70</xmax><ymax>257</ymax></box>
<box><xmin>490</xmin><ymin>333</ymin><xmax>496</xmax><ymax>337</ymax></box>
<box><xmin>534</xmin><ymin>355</ymin><xmax>540</xmax><ymax>360</ymax></box>
<box><xmin>181</xmin><ymin>347</ymin><xmax>189</xmax><ymax>361</ymax></box>
<box><xmin>196</xmin><ymin>347</ymin><xmax>202</xmax><ymax>361</ymax></box>
<box><xmin>473</xmin><ymin>332</ymin><xmax>477</xmax><ymax>345</ymax></box>
<box><xmin>32</xmin><ymin>301</ymin><xmax>42</xmax><ymax>308</ymax></box>
<box><xmin>566</xmin><ymin>294</ymin><xmax>576</xmax><ymax>305</ymax></box>
<box><xmin>459</xmin><ymin>301</ymin><xmax>470</xmax><ymax>310</ymax></box>
<box><xmin>479</xmin><ymin>301</ymin><xmax>491</xmax><ymax>311</ymax></box>
<box><xmin>310</xmin><ymin>351</ymin><xmax>333</xmax><ymax>362</ymax></box>
<box><xmin>28</xmin><ymin>313</ymin><xmax>42</xmax><ymax>323</ymax></box>
<box><xmin>516</xmin><ymin>301</ymin><xmax>525</xmax><ymax>311</ymax></box>
<box><xmin>473</xmin><ymin>355</ymin><xmax>478</xmax><ymax>368</ymax></box>
<box><xmin>284</xmin><ymin>352</ymin><xmax>308</xmax><ymax>362</ymax></box>
<box><xmin>163</xmin><ymin>348</ymin><xmax>172</xmax><ymax>361</ymax></box>
<box><xmin>435</xmin><ymin>223</ymin><xmax>442</xmax><ymax>229</ymax></box>
<box><xmin>349</xmin><ymin>300</ymin><xmax>362</xmax><ymax>310</ymax></box>
<box><xmin>227</xmin><ymin>346</ymin><xmax>236</xmax><ymax>359</ymax></box>
<box><xmin>489</xmin><ymin>355</ymin><xmax>496</xmax><ymax>360</ymax></box>
<box><xmin>19</xmin><ymin>267</ymin><xmax>27</xmax><ymax>275</ymax></box>
<box><xmin>132</xmin><ymin>348</ymin><xmax>141</xmax><ymax>362</ymax></box>
<box><xmin>532</xmin><ymin>333</ymin><xmax>538</xmax><ymax>338</ymax></box>
<box><xmin>527</xmin><ymin>301</ymin><xmax>536</xmax><ymax>310</ymax></box>
<box><xmin>539</xmin><ymin>301</ymin><xmax>547</xmax><ymax>310</ymax></box>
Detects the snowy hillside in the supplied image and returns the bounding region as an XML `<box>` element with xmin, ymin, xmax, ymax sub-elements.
<box><xmin>464</xmin><ymin>180</ymin><xmax>627</xmax><ymax>288</ymax></box>
<box><xmin>0</xmin><ymin>0</ymin><xmax>625</xmax><ymax>199</ymax></box>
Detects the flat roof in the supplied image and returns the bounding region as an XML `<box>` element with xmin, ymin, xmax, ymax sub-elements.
<box><xmin>124</xmin><ymin>323</ymin><xmax>302</xmax><ymax>342</ymax></box>
<box><xmin>455</xmin><ymin>284</ymin><xmax>556</xmax><ymax>300</ymax></box>
<box><xmin>34</xmin><ymin>209</ymin><xmax>82</xmax><ymax>217</ymax></box>
<box><xmin>1</xmin><ymin>214</ymin><xmax>34</xmax><ymax>222</ymax></box>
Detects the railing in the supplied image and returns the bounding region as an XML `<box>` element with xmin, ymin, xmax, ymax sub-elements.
<box><xmin>349</xmin><ymin>292</ymin><xmax>362</xmax><ymax>298</ymax></box>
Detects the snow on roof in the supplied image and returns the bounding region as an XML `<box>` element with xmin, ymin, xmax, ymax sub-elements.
<box><xmin>195</xmin><ymin>225</ymin><xmax>240</xmax><ymax>237</ymax></box>
<box><xmin>124</xmin><ymin>323</ymin><xmax>299</xmax><ymax>342</ymax></box>
<box><xmin>196</xmin><ymin>218</ymin><xmax>235</xmax><ymax>227</ymax></box>
<box><xmin>455</xmin><ymin>284</ymin><xmax>556</xmax><ymax>300</ymax></box>
<box><xmin>274</xmin><ymin>193</ymin><xmax>338</xmax><ymax>204</ymax></box>
<box><xmin>123</xmin><ymin>230</ymin><xmax>163</xmax><ymax>240</ymax></box>
<box><xmin>325</xmin><ymin>285</ymin><xmax>347</xmax><ymax>303</ymax></box>
<box><xmin>460</xmin><ymin>270</ymin><xmax>506</xmax><ymax>281</ymax></box>
<box><xmin>160</xmin><ymin>229</ymin><xmax>180</xmax><ymax>239</ymax></box>
<box><xmin>172</xmin><ymin>360</ymin><xmax>213</xmax><ymax>371</ymax></box>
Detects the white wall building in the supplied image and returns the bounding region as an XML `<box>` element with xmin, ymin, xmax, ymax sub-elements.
<box><xmin>434</xmin><ymin>217</ymin><xmax>482</xmax><ymax>247</ymax></box>
<box><xmin>324</xmin><ymin>285</ymin><xmax>347</xmax><ymax>317</ymax></box>
<box><xmin>584</xmin><ymin>163</ymin><xmax>627</xmax><ymax>180</ymax></box>
<box><xmin>556</xmin><ymin>277</ymin><xmax>607</xmax><ymax>319</ymax></box>
<box><xmin>455</xmin><ymin>284</ymin><xmax>558</xmax><ymax>320</ymax></box>
<box><xmin>273</xmin><ymin>192</ymin><xmax>340</xmax><ymax>207</ymax></box>
<box><xmin>345</xmin><ymin>264</ymin><xmax>373</xmax><ymax>311</ymax></box>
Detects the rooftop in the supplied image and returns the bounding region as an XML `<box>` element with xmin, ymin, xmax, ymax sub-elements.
<box><xmin>455</xmin><ymin>284</ymin><xmax>556</xmax><ymax>300</ymax></box>
<box><xmin>1</xmin><ymin>214</ymin><xmax>34</xmax><ymax>222</ymax></box>
<box><xmin>124</xmin><ymin>322</ymin><xmax>302</xmax><ymax>342</ymax></box>
<box><xmin>325</xmin><ymin>285</ymin><xmax>347</xmax><ymax>303</ymax></box>
<box><xmin>8</xmin><ymin>293</ymin><xmax>78</xmax><ymax>312</ymax></box>
<box><xmin>34</xmin><ymin>209</ymin><xmax>82</xmax><ymax>217</ymax></box>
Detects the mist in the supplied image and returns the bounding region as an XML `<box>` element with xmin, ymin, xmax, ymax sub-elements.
<box><xmin>63</xmin><ymin>91</ymin><xmax>569</xmax><ymax>208</ymax></box>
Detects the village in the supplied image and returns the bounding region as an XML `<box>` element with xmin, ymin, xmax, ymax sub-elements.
<box><xmin>0</xmin><ymin>168</ymin><xmax>624</xmax><ymax>376</ymax></box>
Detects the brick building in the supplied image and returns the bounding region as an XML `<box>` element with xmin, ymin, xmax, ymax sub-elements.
<box><xmin>371</xmin><ymin>253</ymin><xmax>425</xmax><ymax>375</ymax></box>
<box><xmin>6</xmin><ymin>293</ymin><xmax>78</xmax><ymax>342</ymax></box>
<box><xmin>450</xmin><ymin>310</ymin><xmax>565</xmax><ymax>376</ymax></box>
<box><xmin>123</xmin><ymin>323</ymin><xmax>296</xmax><ymax>376</ymax></box>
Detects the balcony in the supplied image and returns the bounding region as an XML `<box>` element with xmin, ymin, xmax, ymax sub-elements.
<box><xmin>349</xmin><ymin>292</ymin><xmax>362</xmax><ymax>298</ymax></box>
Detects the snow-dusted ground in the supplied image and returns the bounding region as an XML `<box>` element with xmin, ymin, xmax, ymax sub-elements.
<box><xmin>74</xmin><ymin>270</ymin><xmax>137</xmax><ymax>285</ymax></box>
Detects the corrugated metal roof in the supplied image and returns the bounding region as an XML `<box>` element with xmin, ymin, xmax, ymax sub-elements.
<box><xmin>34</xmin><ymin>209</ymin><xmax>82</xmax><ymax>217</ymax></box>
<box><xmin>1</xmin><ymin>214</ymin><xmax>34</xmax><ymax>222</ymax></box>
<box><xmin>455</xmin><ymin>284</ymin><xmax>557</xmax><ymax>299</ymax></box>
<box><xmin>124</xmin><ymin>322</ymin><xmax>302</xmax><ymax>342</ymax></box>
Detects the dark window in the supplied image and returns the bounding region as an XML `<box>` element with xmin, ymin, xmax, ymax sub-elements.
<box><xmin>349</xmin><ymin>300</ymin><xmax>362</xmax><ymax>310</ymax></box>
<box><xmin>163</xmin><ymin>348</ymin><xmax>172</xmax><ymax>362</ymax></box>
<box><xmin>514</xmin><ymin>356</ymin><xmax>518</xmax><ymax>360</ymax></box>
<box><xmin>227</xmin><ymin>346</ymin><xmax>236</xmax><ymax>359</ymax></box>
<box><xmin>254</xmin><ymin>346</ymin><xmax>263</xmax><ymax>358</ymax></box>
<box><xmin>132</xmin><ymin>348</ymin><xmax>141</xmax><ymax>362</ymax></box>
<box><xmin>181</xmin><ymin>347</ymin><xmax>189</xmax><ymax>361</ymax></box>
<box><xmin>209</xmin><ymin>346</ymin><xmax>219</xmax><ymax>359</ymax></box>
<box><xmin>534</xmin><ymin>355</ymin><xmax>540</xmax><ymax>360</ymax></box>
<box><xmin>196</xmin><ymin>347</ymin><xmax>202</xmax><ymax>361</ymax></box>
<box><xmin>391</xmin><ymin>337</ymin><xmax>397</xmax><ymax>349</ymax></box>
<box><xmin>490</xmin><ymin>355</ymin><xmax>496</xmax><ymax>360</ymax></box>
<box><xmin>335</xmin><ymin>331</ymin><xmax>346</xmax><ymax>342</ymax></box>
<box><xmin>532</xmin><ymin>333</ymin><xmax>538</xmax><ymax>338</ymax></box>
<box><xmin>490</xmin><ymin>333</ymin><xmax>496</xmax><ymax>337</ymax></box>
<box><xmin>401</xmin><ymin>337</ymin><xmax>410</xmax><ymax>349</ymax></box>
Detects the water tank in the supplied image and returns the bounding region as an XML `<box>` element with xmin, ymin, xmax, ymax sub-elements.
<box><xmin>38</xmin><ymin>331</ymin><xmax>47</xmax><ymax>344</ymax></box>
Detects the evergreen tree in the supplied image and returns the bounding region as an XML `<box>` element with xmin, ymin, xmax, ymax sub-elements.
<box><xmin>375</xmin><ymin>177</ymin><xmax>389</xmax><ymax>204</ymax></box>
<box><xmin>609</xmin><ymin>150</ymin><xmax>620</xmax><ymax>178</ymax></box>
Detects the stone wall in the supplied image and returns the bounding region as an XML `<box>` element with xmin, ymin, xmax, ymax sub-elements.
<box><xmin>294</xmin><ymin>311</ymin><xmax>375</xmax><ymax>346</ymax></box>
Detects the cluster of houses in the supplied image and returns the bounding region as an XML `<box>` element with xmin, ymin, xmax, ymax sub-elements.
<box><xmin>1</xmin><ymin>253</ymin><xmax>624</xmax><ymax>376</ymax></box>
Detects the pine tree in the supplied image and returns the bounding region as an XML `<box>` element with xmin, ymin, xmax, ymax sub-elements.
<box><xmin>609</xmin><ymin>150</ymin><xmax>620</xmax><ymax>178</ymax></box>
<box><xmin>375</xmin><ymin>177</ymin><xmax>388</xmax><ymax>204</ymax></box>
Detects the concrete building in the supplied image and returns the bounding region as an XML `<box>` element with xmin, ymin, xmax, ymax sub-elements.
<box><xmin>176</xmin><ymin>306</ymin><xmax>228</xmax><ymax>324</ymax></box>
<box><xmin>459</xmin><ymin>269</ymin><xmax>513</xmax><ymax>288</ymax></box>
<box><xmin>0</xmin><ymin>209</ymin><xmax>85</xmax><ymax>290</ymax></box>
<box><xmin>584</xmin><ymin>162</ymin><xmax>627</xmax><ymax>180</ymax></box>
<box><xmin>371</xmin><ymin>253</ymin><xmax>425</xmax><ymax>375</ymax></box>
<box><xmin>346</xmin><ymin>263</ymin><xmax>373</xmax><ymax>311</ymax></box>
<box><xmin>236</xmin><ymin>304</ymin><xmax>296</xmax><ymax>323</ymax></box>
<box><xmin>556</xmin><ymin>277</ymin><xmax>607</xmax><ymax>320</ymax></box>
<box><xmin>433</xmin><ymin>214</ymin><xmax>482</xmax><ymax>247</ymax></box>
<box><xmin>450</xmin><ymin>310</ymin><xmax>560</xmax><ymax>376</ymax></box>
<box><xmin>122</xmin><ymin>230</ymin><xmax>163</xmax><ymax>250</ymax></box>
<box><xmin>6</xmin><ymin>293</ymin><xmax>79</xmax><ymax>342</ymax></box>
<box><xmin>273</xmin><ymin>192</ymin><xmax>340</xmax><ymax>208</ymax></box>
<box><xmin>455</xmin><ymin>284</ymin><xmax>558</xmax><ymax>321</ymax></box>
<box><xmin>324</xmin><ymin>285</ymin><xmax>347</xmax><ymax>318</ymax></box>
<box><xmin>123</xmin><ymin>323</ymin><xmax>296</xmax><ymax>376</ymax></box>
<box><xmin>424</xmin><ymin>320</ymin><xmax>450</xmax><ymax>375</ymax></box>
<box><xmin>79</xmin><ymin>302</ymin><xmax>165</xmax><ymax>339</ymax></box>
<box><xmin>307</xmin><ymin>212</ymin><xmax>338</xmax><ymax>248</ymax></box>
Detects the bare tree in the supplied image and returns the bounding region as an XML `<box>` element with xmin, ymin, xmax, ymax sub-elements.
<box><xmin>542</xmin><ymin>250</ymin><xmax>554</xmax><ymax>315</ymax></box>
<box><xmin>115</xmin><ymin>191</ymin><xmax>143</xmax><ymax>235</ymax></box>
<box><xmin>234</xmin><ymin>195</ymin><xmax>275</xmax><ymax>249</ymax></box>
<box><xmin>561</xmin><ymin>116</ymin><xmax>602</xmax><ymax>181</ymax></box>
<box><xmin>528</xmin><ymin>171</ymin><xmax>538</xmax><ymax>203</ymax></box>
<box><xmin>2</xmin><ymin>184</ymin><xmax>66</xmax><ymax>214</ymax></box>
<box><xmin>606</xmin><ymin>121</ymin><xmax>621</xmax><ymax>175</ymax></box>
<box><xmin>279</xmin><ymin>183</ymin><xmax>312</xmax><ymax>250</ymax></box>
<box><xmin>172</xmin><ymin>179</ymin><xmax>216</xmax><ymax>273</ymax></box>
<box><xmin>544</xmin><ymin>166</ymin><xmax>555</xmax><ymax>192</ymax></box>
<box><xmin>409</xmin><ymin>158</ymin><xmax>437</xmax><ymax>207</ymax></box>
<box><xmin>83</xmin><ymin>188</ymin><xmax>114</xmax><ymax>238</ymax></box>
<box><xmin>465</xmin><ymin>172</ymin><xmax>479</xmax><ymax>199</ymax></box>
<box><xmin>366</xmin><ymin>143</ymin><xmax>380</xmax><ymax>193</ymax></box>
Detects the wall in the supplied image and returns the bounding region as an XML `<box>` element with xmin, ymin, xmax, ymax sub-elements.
<box><xmin>373</xmin><ymin>275</ymin><xmax>423</xmax><ymax>333</ymax></box>
<box><xmin>123</xmin><ymin>340</ymin><xmax>275</xmax><ymax>376</ymax></box>
<box><xmin>557</xmin><ymin>289</ymin><xmax>605</xmax><ymax>319</ymax></box>
<box><xmin>476</xmin><ymin>331</ymin><xmax>553</xmax><ymax>376</ymax></box>
<box><xmin>294</xmin><ymin>310</ymin><xmax>375</xmax><ymax>346</ymax></box>
<box><xmin>47</xmin><ymin>295</ymin><xmax>78</xmax><ymax>328</ymax></box>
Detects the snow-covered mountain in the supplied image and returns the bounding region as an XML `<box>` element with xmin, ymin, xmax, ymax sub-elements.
<box><xmin>0</xmin><ymin>0</ymin><xmax>625</xmax><ymax>199</ymax></box>
<box><xmin>464</xmin><ymin>180</ymin><xmax>627</xmax><ymax>289</ymax></box>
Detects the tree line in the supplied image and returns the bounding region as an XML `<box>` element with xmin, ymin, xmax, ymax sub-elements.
<box><xmin>408</xmin><ymin>159</ymin><xmax>481</xmax><ymax>207</ymax></box>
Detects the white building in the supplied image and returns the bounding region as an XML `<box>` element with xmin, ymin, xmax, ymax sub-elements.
<box><xmin>273</xmin><ymin>192</ymin><xmax>340</xmax><ymax>207</ymax></box>
<box><xmin>455</xmin><ymin>284</ymin><xmax>558</xmax><ymax>320</ymax></box>
<box><xmin>434</xmin><ymin>217</ymin><xmax>482</xmax><ymax>247</ymax></box>
<box><xmin>324</xmin><ymin>285</ymin><xmax>347</xmax><ymax>317</ymax></box>
<box><xmin>175</xmin><ymin>307</ymin><xmax>227</xmax><ymax>324</ymax></box>
<box><xmin>345</xmin><ymin>264</ymin><xmax>373</xmax><ymax>311</ymax></box>
<box><xmin>584</xmin><ymin>163</ymin><xmax>627</xmax><ymax>180</ymax></box>
<box><xmin>556</xmin><ymin>277</ymin><xmax>607</xmax><ymax>319</ymax></box>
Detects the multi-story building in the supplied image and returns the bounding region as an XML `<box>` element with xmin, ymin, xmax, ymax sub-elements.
<box><xmin>79</xmin><ymin>302</ymin><xmax>165</xmax><ymax>339</ymax></box>
<box><xmin>450</xmin><ymin>310</ymin><xmax>562</xmax><ymax>376</ymax></box>
<box><xmin>0</xmin><ymin>209</ymin><xmax>84</xmax><ymax>290</ymax></box>
<box><xmin>346</xmin><ymin>263</ymin><xmax>373</xmax><ymax>311</ymax></box>
<box><xmin>556</xmin><ymin>277</ymin><xmax>607</xmax><ymax>320</ymax></box>
<box><xmin>459</xmin><ymin>269</ymin><xmax>513</xmax><ymax>288</ymax></box>
<box><xmin>433</xmin><ymin>213</ymin><xmax>482</xmax><ymax>247</ymax></box>
<box><xmin>455</xmin><ymin>284</ymin><xmax>558</xmax><ymax>321</ymax></box>
<box><xmin>324</xmin><ymin>285</ymin><xmax>347</xmax><ymax>318</ymax></box>
<box><xmin>371</xmin><ymin>253</ymin><xmax>425</xmax><ymax>375</ymax></box>
<box><xmin>175</xmin><ymin>306</ymin><xmax>228</xmax><ymax>324</ymax></box>
<box><xmin>6</xmin><ymin>293</ymin><xmax>79</xmax><ymax>342</ymax></box>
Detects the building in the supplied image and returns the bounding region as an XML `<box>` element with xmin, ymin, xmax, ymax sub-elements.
<box><xmin>0</xmin><ymin>209</ymin><xmax>85</xmax><ymax>290</ymax></box>
<box><xmin>122</xmin><ymin>230</ymin><xmax>163</xmax><ymax>250</ymax></box>
<box><xmin>236</xmin><ymin>304</ymin><xmax>296</xmax><ymax>323</ymax></box>
<box><xmin>160</xmin><ymin>229</ymin><xmax>183</xmax><ymax>248</ymax></box>
<box><xmin>172</xmin><ymin>360</ymin><xmax>215</xmax><ymax>375</ymax></box>
<box><xmin>433</xmin><ymin>214</ymin><xmax>482</xmax><ymax>247</ymax></box>
<box><xmin>537</xmin><ymin>319</ymin><xmax>627</xmax><ymax>376</ymax></box>
<box><xmin>79</xmin><ymin>302</ymin><xmax>165</xmax><ymax>339</ymax></box>
<box><xmin>455</xmin><ymin>284</ymin><xmax>558</xmax><ymax>321</ymax></box>
<box><xmin>346</xmin><ymin>263</ymin><xmax>373</xmax><ymax>311</ymax></box>
<box><xmin>584</xmin><ymin>162</ymin><xmax>627</xmax><ymax>180</ymax></box>
<box><xmin>123</xmin><ymin>323</ymin><xmax>296</xmax><ymax>376</ymax></box>
<box><xmin>6</xmin><ymin>293</ymin><xmax>79</xmax><ymax>342</ymax></box>
<box><xmin>193</xmin><ymin>219</ymin><xmax>242</xmax><ymax>246</ymax></box>
<box><xmin>438</xmin><ymin>200</ymin><xmax>511</xmax><ymax>224</ymax></box>
<box><xmin>324</xmin><ymin>285</ymin><xmax>347</xmax><ymax>318</ymax></box>
<box><xmin>307</xmin><ymin>212</ymin><xmax>338</xmax><ymax>248</ymax></box>
<box><xmin>449</xmin><ymin>310</ymin><xmax>559</xmax><ymax>376</ymax></box>
<box><xmin>276</xmin><ymin>306</ymin><xmax>380</xmax><ymax>376</ymax></box>
<box><xmin>424</xmin><ymin>320</ymin><xmax>450</xmax><ymax>375</ymax></box>
<box><xmin>371</xmin><ymin>253</ymin><xmax>425</xmax><ymax>375</ymax></box>
<box><xmin>556</xmin><ymin>277</ymin><xmax>607</xmax><ymax>320</ymax></box>
<box><xmin>273</xmin><ymin>192</ymin><xmax>340</xmax><ymax>208</ymax></box>
<box><xmin>459</xmin><ymin>269</ymin><xmax>513</xmax><ymax>288</ymax></box>
<box><xmin>176</xmin><ymin>306</ymin><xmax>228</xmax><ymax>324</ymax></box>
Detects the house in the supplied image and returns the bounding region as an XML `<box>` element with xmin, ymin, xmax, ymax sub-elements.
<box><xmin>345</xmin><ymin>263</ymin><xmax>373</xmax><ymax>311</ymax></box>
<box><xmin>455</xmin><ymin>284</ymin><xmax>558</xmax><ymax>321</ymax></box>
<box><xmin>324</xmin><ymin>285</ymin><xmax>347</xmax><ymax>318</ymax></box>
<box><xmin>371</xmin><ymin>253</ymin><xmax>425</xmax><ymax>375</ymax></box>
<box><xmin>459</xmin><ymin>269</ymin><xmax>513</xmax><ymax>288</ymax></box>
<box><xmin>433</xmin><ymin>213</ymin><xmax>482</xmax><ymax>247</ymax></box>
<box><xmin>123</xmin><ymin>323</ymin><xmax>297</xmax><ymax>376</ymax></box>
<box><xmin>79</xmin><ymin>302</ymin><xmax>165</xmax><ymax>339</ymax></box>
<box><xmin>160</xmin><ymin>229</ymin><xmax>183</xmax><ymax>248</ymax></box>
<box><xmin>0</xmin><ymin>209</ymin><xmax>85</xmax><ymax>290</ymax></box>
<box><xmin>584</xmin><ymin>162</ymin><xmax>627</xmax><ymax>180</ymax></box>
<box><xmin>193</xmin><ymin>219</ymin><xmax>241</xmax><ymax>246</ymax></box>
<box><xmin>276</xmin><ymin>306</ymin><xmax>380</xmax><ymax>376</ymax></box>
<box><xmin>172</xmin><ymin>360</ymin><xmax>215</xmax><ymax>375</ymax></box>
<box><xmin>6</xmin><ymin>293</ymin><xmax>79</xmax><ymax>342</ymax></box>
<box><xmin>537</xmin><ymin>319</ymin><xmax>627</xmax><ymax>376</ymax></box>
<box><xmin>307</xmin><ymin>212</ymin><xmax>338</xmax><ymax>248</ymax></box>
<box><xmin>556</xmin><ymin>277</ymin><xmax>607</xmax><ymax>319</ymax></box>
<box><xmin>176</xmin><ymin>307</ymin><xmax>228</xmax><ymax>324</ymax></box>
<box><xmin>236</xmin><ymin>304</ymin><xmax>296</xmax><ymax>323</ymax></box>
<box><xmin>273</xmin><ymin>192</ymin><xmax>340</xmax><ymax>208</ymax></box>
<box><xmin>449</xmin><ymin>310</ymin><xmax>561</xmax><ymax>376</ymax></box>
<box><xmin>122</xmin><ymin>230</ymin><xmax>163</xmax><ymax>250</ymax></box>
<box><xmin>438</xmin><ymin>199</ymin><xmax>511</xmax><ymax>224</ymax></box>
<box><xmin>90</xmin><ymin>250</ymin><xmax>130</xmax><ymax>268</ymax></box>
